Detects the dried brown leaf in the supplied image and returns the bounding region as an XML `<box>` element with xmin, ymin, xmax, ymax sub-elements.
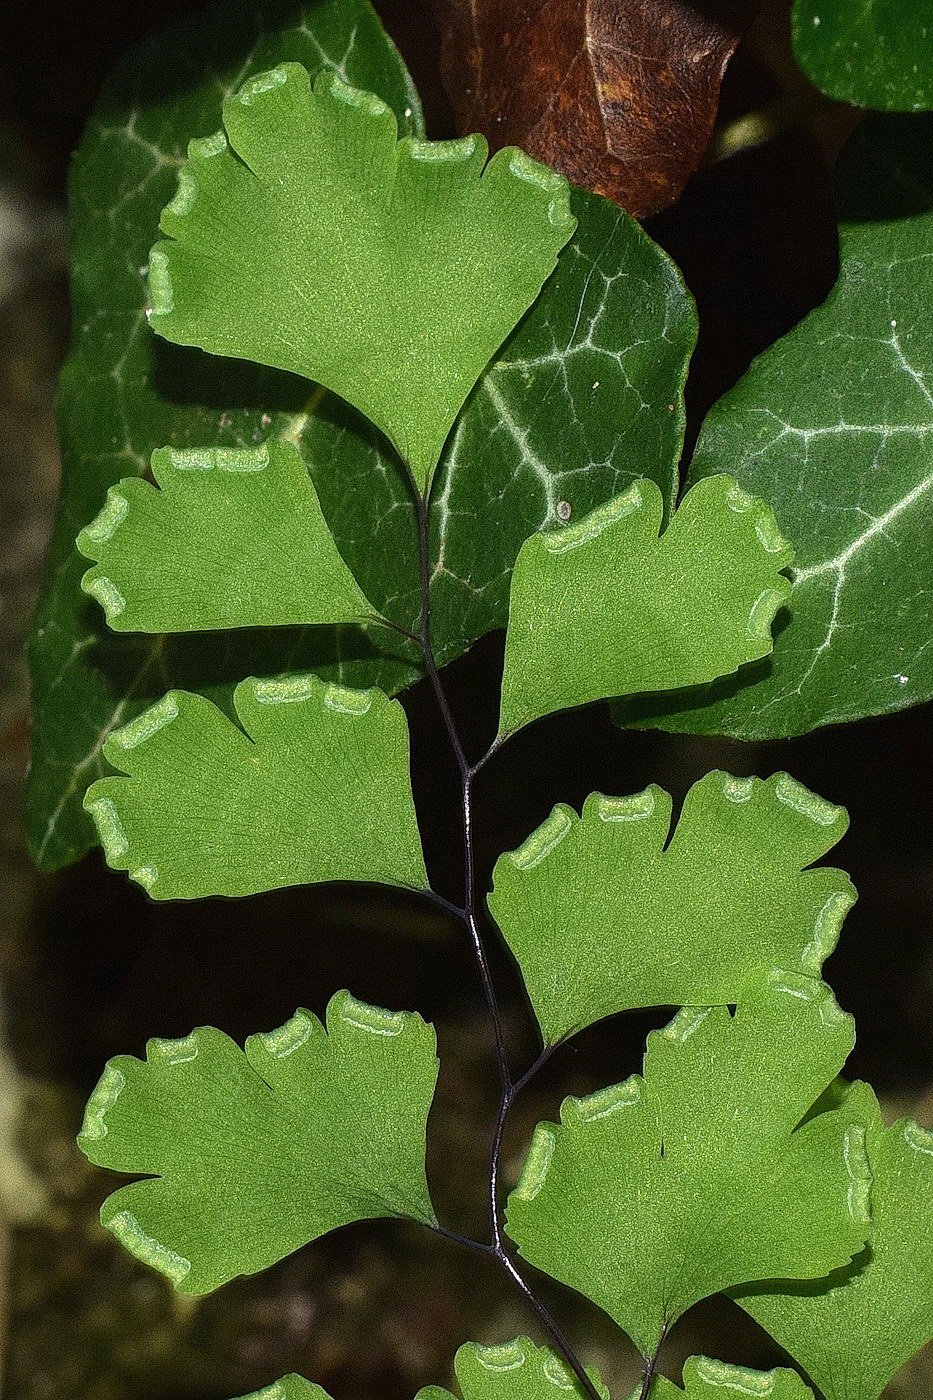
<box><xmin>432</xmin><ymin>0</ymin><xmax>754</xmax><ymax>218</ymax></box>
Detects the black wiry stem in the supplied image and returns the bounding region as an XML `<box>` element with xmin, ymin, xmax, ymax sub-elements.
<box><xmin>488</xmin><ymin>1045</ymin><xmax>557</xmax><ymax>1245</ymax></box>
<box><xmin>406</xmin><ymin>473</ymin><xmax>509</xmax><ymax>1109</ymax></box>
<box><xmin>638</xmin><ymin>1328</ymin><xmax>668</xmax><ymax>1400</ymax></box>
<box><xmin>403</xmin><ymin>466</ymin><xmax>602</xmax><ymax>1400</ymax></box>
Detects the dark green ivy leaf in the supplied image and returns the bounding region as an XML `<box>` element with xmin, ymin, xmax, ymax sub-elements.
<box><xmin>793</xmin><ymin>0</ymin><xmax>933</xmax><ymax>112</ymax></box>
<box><xmin>622</xmin><ymin>114</ymin><xmax>933</xmax><ymax>740</ymax></box>
<box><xmin>426</xmin><ymin>186</ymin><xmax>696</xmax><ymax>672</ymax></box>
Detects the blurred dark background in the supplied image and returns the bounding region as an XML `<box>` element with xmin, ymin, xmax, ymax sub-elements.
<box><xmin>0</xmin><ymin>1</ymin><xmax>930</xmax><ymax>1397</ymax></box>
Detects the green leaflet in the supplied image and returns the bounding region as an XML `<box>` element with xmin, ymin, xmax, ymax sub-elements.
<box><xmin>498</xmin><ymin>475</ymin><xmax>791</xmax><ymax>738</ymax></box>
<box><xmin>32</xmin><ymin>24</ymin><xmax>694</xmax><ymax>871</ymax></box>
<box><xmin>84</xmin><ymin>675</ymin><xmax>427</xmax><ymax>899</ymax></box>
<box><xmin>227</xmin><ymin>1349</ymin><xmax>813</xmax><ymax>1400</ymax></box>
<box><xmin>505</xmin><ymin>979</ymin><xmax>871</xmax><ymax>1357</ymax></box>
<box><xmin>793</xmin><ymin>0</ymin><xmax>933</xmax><ymax>111</ymax></box>
<box><xmin>77</xmin><ymin>991</ymin><xmax>438</xmax><ymax>1294</ymax></box>
<box><xmin>150</xmin><ymin>62</ymin><xmax>575</xmax><ymax>492</ymax></box>
<box><xmin>77</xmin><ymin>441</ymin><xmax>377</xmax><ymax>632</ymax></box>
<box><xmin>488</xmin><ymin>771</ymin><xmax>854</xmax><ymax>1044</ymax></box>
<box><xmin>30</xmin><ymin>0</ymin><xmax>427</xmax><ymax>873</ymax></box>
<box><xmin>735</xmin><ymin>1081</ymin><xmax>933</xmax><ymax>1400</ymax></box>
<box><xmin>625</xmin><ymin>114</ymin><xmax>933</xmax><ymax>739</ymax></box>
<box><xmin>227</xmin><ymin>1382</ymin><xmax>323</xmax><ymax>1400</ymax></box>
<box><xmin>418</xmin><ymin>1338</ymin><xmax>606</xmax><ymax>1400</ymax></box>
<box><xmin>230</xmin><ymin>1343</ymin><xmax>604</xmax><ymax>1400</ymax></box>
<box><xmin>646</xmin><ymin>1357</ymin><xmax>815</xmax><ymax>1399</ymax></box>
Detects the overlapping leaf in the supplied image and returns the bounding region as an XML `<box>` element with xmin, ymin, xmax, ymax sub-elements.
<box><xmin>228</xmin><ymin>1349</ymin><xmax>813</xmax><ymax>1400</ymax></box>
<box><xmin>736</xmin><ymin>1081</ymin><xmax>933</xmax><ymax>1400</ymax></box>
<box><xmin>793</xmin><ymin>0</ymin><xmax>933</xmax><ymax>111</ymax></box>
<box><xmin>150</xmin><ymin>62</ymin><xmax>575</xmax><ymax>490</ymax></box>
<box><xmin>84</xmin><ymin>675</ymin><xmax>426</xmax><ymax>899</ymax></box>
<box><xmin>646</xmin><ymin>1357</ymin><xmax>814</xmax><ymax>1399</ymax></box>
<box><xmin>499</xmin><ymin>475</ymin><xmax>791</xmax><ymax>737</ymax></box>
<box><xmin>78</xmin><ymin>991</ymin><xmax>437</xmax><ymax>1293</ymax></box>
<box><xmin>30</xmin><ymin>0</ymin><xmax>427</xmax><ymax>872</ymax></box>
<box><xmin>418</xmin><ymin>1338</ymin><xmax>605</xmax><ymax>1400</ymax></box>
<box><xmin>506</xmin><ymin>979</ymin><xmax>871</xmax><ymax>1356</ymax></box>
<box><xmin>230</xmin><ymin>1342</ymin><xmax>604</xmax><ymax>1400</ymax></box>
<box><xmin>625</xmin><ymin>114</ymin><xmax>933</xmax><ymax>739</ymax></box>
<box><xmin>427</xmin><ymin>185</ymin><xmax>696</xmax><ymax>669</ymax></box>
<box><xmin>489</xmin><ymin>770</ymin><xmax>854</xmax><ymax>1044</ymax></box>
<box><xmin>32</xmin><ymin>0</ymin><xmax>695</xmax><ymax>872</ymax></box>
<box><xmin>227</xmin><ymin>1382</ymin><xmax>322</xmax><ymax>1400</ymax></box>
<box><xmin>77</xmin><ymin>442</ymin><xmax>377</xmax><ymax>632</ymax></box>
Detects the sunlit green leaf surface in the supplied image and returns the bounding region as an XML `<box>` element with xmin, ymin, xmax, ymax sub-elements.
<box><xmin>84</xmin><ymin>675</ymin><xmax>426</xmax><ymax>899</ymax></box>
<box><xmin>506</xmin><ymin>980</ymin><xmax>870</xmax><ymax>1356</ymax></box>
<box><xmin>418</xmin><ymin>1338</ymin><xmax>606</xmax><ymax>1400</ymax></box>
<box><xmin>499</xmin><ymin>475</ymin><xmax>791</xmax><ymax>737</ymax></box>
<box><xmin>150</xmin><ymin>63</ymin><xmax>574</xmax><ymax>490</ymax></box>
<box><xmin>228</xmin><ymin>1381</ymin><xmax>324</xmax><ymax>1400</ymax></box>
<box><xmin>736</xmin><ymin>1081</ymin><xmax>933</xmax><ymax>1400</ymax></box>
<box><xmin>77</xmin><ymin>441</ymin><xmax>377</xmax><ymax>631</ymax></box>
<box><xmin>78</xmin><ymin>992</ymin><xmax>438</xmax><ymax>1293</ymax></box>
<box><xmin>489</xmin><ymin>771</ymin><xmax>854</xmax><ymax>1044</ymax></box>
<box><xmin>227</xmin><ymin>1348</ymin><xmax>814</xmax><ymax>1400</ymax></box>
<box><xmin>646</xmin><ymin>1357</ymin><xmax>814</xmax><ymax>1399</ymax></box>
